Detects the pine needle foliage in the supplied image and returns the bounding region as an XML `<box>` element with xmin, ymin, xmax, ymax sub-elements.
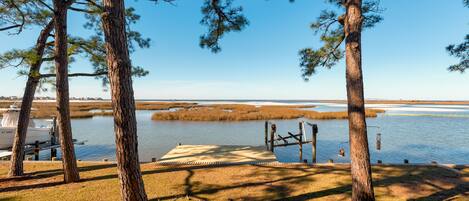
<box><xmin>298</xmin><ymin>0</ymin><xmax>383</xmax><ymax>80</ymax></box>
<box><xmin>0</xmin><ymin>0</ymin><xmax>150</xmax><ymax>91</ymax></box>
<box><xmin>447</xmin><ymin>1</ymin><xmax>468</xmax><ymax>73</ymax></box>
<box><xmin>199</xmin><ymin>0</ymin><xmax>248</xmax><ymax>53</ymax></box>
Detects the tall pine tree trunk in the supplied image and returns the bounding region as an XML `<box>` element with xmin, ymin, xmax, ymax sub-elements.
<box><xmin>101</xmin><ymin>0</ymin><xmax>148</xmax><ymax>200</ymax></box>
<box><xmin>8</xmin><ymin>20</ymin><xmax>54</xmax><ymax>177</ymax></box>
<box><xmin>344</xmin><ymin>0</ymin><xmax>375</xmax><ymax>200</ymax></box>
<box><xmin>53</xmin><ymin>0</ymin><xmax>80</xmax><ymax>183</ymax></box>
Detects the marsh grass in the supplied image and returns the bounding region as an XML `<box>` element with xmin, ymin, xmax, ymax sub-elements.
<box><xmin>0</xmin><ymin>101</ymin><xmax>195</xmax><ymax>119</ymax></box>
<box><xmin>151</xmin><ymin>104</ymin><xmax>384</xmax><ymax>121</ymax></box>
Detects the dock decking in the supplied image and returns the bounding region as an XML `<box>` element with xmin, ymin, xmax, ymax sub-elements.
<box><xmin>157</xmin><ymin>145</ymin><xmax>278</xmax><ymax>164</ymax></box>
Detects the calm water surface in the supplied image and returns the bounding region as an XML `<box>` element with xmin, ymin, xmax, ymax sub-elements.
<box><xmin>35</xmin><ymin>101</ymin><xmax>469</xmax><ymax>164</ymax></box>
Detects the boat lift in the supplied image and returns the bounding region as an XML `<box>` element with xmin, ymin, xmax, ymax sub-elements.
<box><xmin>0</xmin><ymin>117</ymin><xmax>85</xmax><ymax>161</ymax></box>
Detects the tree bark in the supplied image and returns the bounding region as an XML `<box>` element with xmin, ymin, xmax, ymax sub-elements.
<box><xmin>344</xmin><ymin>0</ymin><xmax>375</xmax><ymax>200</ymax></box>
<box><xmin>53</xmin><ymin>0</ymin><xmax>80</xmax><ymax>183</ymax></box>
<box><xmin>101</xmin><ymin>0</ymin><xmax>148</xmax><ymax>200</ymax></box>
<box><xmin>8</xmin><ymin>20</ymin><xmax>54</xmax><ymax>177</ymax></box>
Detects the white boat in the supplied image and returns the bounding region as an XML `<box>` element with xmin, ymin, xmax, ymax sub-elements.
<box><xmin>0</xmin><ymin>105</ymin><xmax>52</xmax><ymax>149</ymax></box>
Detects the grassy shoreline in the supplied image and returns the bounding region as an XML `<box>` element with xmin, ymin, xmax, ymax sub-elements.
<box><xmin>151</xmin><ymin>104</ymin><xmax>385</xmax><ymax>121</ymax></box>
<box><xmin>0</xmin><ymin>161</ymin><xmax>467</xmax><ymax>200</ymax></box>
<box><xmin>2</xmin><ymin>98</ymin><xmax>466</xmax><ymax>120</ymax></box>
<box><xmin>0</xmin><ymin>101</ymin><xmax>196</xmax><ymax>119</ymax></box>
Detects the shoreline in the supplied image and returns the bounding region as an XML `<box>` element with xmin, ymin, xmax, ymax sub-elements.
<box><xmin>3</xmin><ymin>99</ymin><xmax>469</xmax><ymax>105</ymax></box>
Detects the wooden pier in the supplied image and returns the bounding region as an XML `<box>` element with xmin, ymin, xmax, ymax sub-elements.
<box><xmin>157</xmin><ymin>145</ymin><xmax>278</xmax><ymax>164</ymax></box>
<box><xmin>266</xmin><ymin>121</ymin><xmax>319</xmax><ymax>163</ymax></box>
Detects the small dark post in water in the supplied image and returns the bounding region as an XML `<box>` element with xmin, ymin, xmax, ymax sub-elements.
<box><xmin>404</xmin><ymin>159</ymin><xmax>409</xmax><ymax>164</ymax></box>
<box><xmin>376</xmin><ymin>133</ymin><xmax>382</xmax><ymax>151</ymax></box>
<box><xmin>51</xmin><ymin>117</ymin><xmax>57</xmax><ymax>144</ymax></box>
<box><xmin>299</xmin><ymin>122</ymin><xmax>303</xmax><ymax>162</ymax></box>
<box><xmin>34</xmin><ymin>140</ymin><xmax>40</xmax><ymax>161</ymax></box>
<box><xmin>339</xmin><ymin>147</ymin><xmax>345</xmax><ymax>157</ymax></box>
<box><xmin>151</xmin><ymin>157</ymin><xmax>157</xmax><ymax>162</ymax></box>
<box><xmin>312</xmin><ymin>124</ymin><xmax>318</xmax><ymax>163</ymax></box>
<box><xmin>377</xmin><ymin>160</ymin><xmax>382</xmax><ymax>164</ymax></box>
<box><xmin>270</xmin><ymin>124</ymin><xmax>276</xmax><ymax>152</ymax></box>
<box><xmin>50</xmin><ymin>117</ymin><xmax>57</xmax><ymax>160</ymax></box>
<box><xmin>51</xmin><ymin>148</ymin><xmax>57</xmax><ymax>160</ymax></box>
<box><xmin>264</xmin><ymin>121</ymin><xmax>268</xmax><ymax>150</ymax></box>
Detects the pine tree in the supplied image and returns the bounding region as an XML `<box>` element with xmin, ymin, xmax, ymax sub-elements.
<box><xmin>446</xmin><ymin>0</ymin><xmax>468</xmax><ymax>73</ymax></box>
<box><xmin>297</xmin><ymin>1</ymin><xmax>382</xmax><ymax>200</ymax></box>
<box><xmin>100</xmin><ymin>0</ymin><xmax>148</xmax><ymax>200</ymax></box>
<box><xmin>0</xmin><ymin>0</ymin><xmax>149</xmax><ymax>178</ymax></box>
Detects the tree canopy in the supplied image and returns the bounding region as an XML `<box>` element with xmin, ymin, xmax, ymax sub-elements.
<box><xmin>0</xmin><ymin>0</ymin><xmax>150</xmax><ymax>91</ymax></box>
<box><xmin>446</xmin><ymin>0</ymin><xmax>468</xmax><ymax>73</ymax></box>
<box><xmin>199</xmin><ymin>0</ymin><xmax>248</xmax><ymax>53</ymax></box>
<box><xmin>298</xmin><ymin>0</ymin><xmax>383</xmax><ymax>80</ymax></box>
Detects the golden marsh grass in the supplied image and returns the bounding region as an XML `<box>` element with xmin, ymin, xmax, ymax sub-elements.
<box><xmin>151</xmin><ymin>104</ymin><xmax>384</xmax><ymax>121</ymax></box>
<box><xmin>0</xmin><ymin>101</ymin><xmax>195</xmax><ymax>119</ymax></box>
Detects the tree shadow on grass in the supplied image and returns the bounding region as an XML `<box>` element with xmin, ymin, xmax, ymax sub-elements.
<box><xmin>275</xmin><ymin>165</ymin><xmax>468</xmax><ymax>201</ymax></box>
<box><xmin>408</xmin><ymin>183</ymin><xmax>469</xmax><ymax>201</ymax></box>
<box><xmin>150</xmin><ymin>164</ymin><xmax>343</xmax><ymax>201</ymax></box>
<box><xmin>150</xmin><ymin>164</ymin><xmax>467</xmax><ymax>201</ymax></box>
<box><xmin>0</xmin><ymin>197</ymin><xmax>17</xmax><ymax>201</ymax></box>
<box><xmin>0</xmin><ymin>163</ymin><xmax>116</xmax><ymax>193</ymax></box>
<box><xmin>0</xmin><ymin>163</ymin><xmax>466</xmax><ymax>200</ymax></box>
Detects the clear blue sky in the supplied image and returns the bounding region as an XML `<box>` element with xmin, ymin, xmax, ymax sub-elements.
<box><xmin>1</xmin><ymin>0</ymin><xmax>468</xmax><ymax>100</ymax></box>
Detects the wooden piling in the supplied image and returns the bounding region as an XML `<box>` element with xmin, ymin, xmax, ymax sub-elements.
<box><xmin>34</xmin><ymin>141</ymin><xmax>40</xmax><ymax>161</ymax></box>
<box><xmin>270</xmin><ymin>124</ymin><xmax>276</xmax><ymax>152</ymax></box>
<box><xmin>151</xmin><ymin>157</ymin><xmax>157</xmax><ymax>162</ymax></box>
<box><xmin>312</xmin><ymin>124</ymin><xmax>318</xmax><ymax>163</ymax></box>
<box><xmin>299</xmin><ymin>122</ymin><xmax>303</xmax><ymax>162</ymax></box>
<box><xmin>376</xmin><ymin>133</ymin><xmax>381</xmax><ymax>151</ymax></box>
<box><xmin>264</xmin><ymin>121</ymin><xmax>268</xmax><ymax>150</ymax></box>
<box><xmin>51</xmin><ymin>148</ymin><xmax>57</xmax><ymax>160</ymax></box>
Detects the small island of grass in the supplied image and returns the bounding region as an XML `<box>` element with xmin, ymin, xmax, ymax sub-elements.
<box><xmin>151</xmin><ymin>104</ymin><xmax>385</xmax><ymax>121</ymax></box>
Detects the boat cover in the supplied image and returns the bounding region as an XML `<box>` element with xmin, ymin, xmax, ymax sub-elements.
<box><xmin>1</xmin><ymin>110</ymin><xmax>35</xmax><ymax>127</ymax></box>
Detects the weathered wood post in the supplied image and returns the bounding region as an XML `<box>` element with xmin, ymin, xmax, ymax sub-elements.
<box><xmin>312</xmin><ymin>124</ymin><xmax>318</xmax><ymax>163</ymax></box>
<box><xmin>50</xmin><ymin>117</ymin><xmax>57</xmax><ymax>160</ymax></box>
<box><xmin>376</xmin><ymin>133</ymin><xmax>381</xmax><ymax>151</ymax></box>
<box><xmin>270</xmin><ymin>124</ymin><xmax>276</xmax><ymax>152</ymax></box>
<box><xmin>52</xmin><ymin>117</ymin><xmax>57</xmax><ymax>142</ymax></box>
<box><xmin>34</xmin><ymin>140</ymin><xmax>40</xmax><ymax>161</ymax></box>
<box><xmin>51</xmin><ymin>148</ymin><xmax>57</xmax><ymax>160</ymax></box>
<box><xmin>54</xmin><ymin>116</ymin><xmax>60</xmax><ymax>142</ymax></box>
<box><xmin>264</xmin><ymin>121</ymin><xmax>268</xmax><ymax>150</ymax></box>
<box><xmin>299</xmin><ymin>122</ymin><xmax>303</xmax><ymax>162</ymax></box>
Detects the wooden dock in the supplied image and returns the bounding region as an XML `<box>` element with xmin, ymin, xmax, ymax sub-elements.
<box><xmin>157</xmin><ymin>145</ymin><xmax>278</xmax><ymax>164</ymax></box>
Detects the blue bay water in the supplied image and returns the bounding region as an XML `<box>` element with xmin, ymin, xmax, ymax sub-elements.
<box><xmin>36</xmin><ymin>101</ymin><xmax>469</xmax><ymax>164</ymax></box>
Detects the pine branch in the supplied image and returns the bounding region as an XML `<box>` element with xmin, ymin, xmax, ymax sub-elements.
<box><xmin>37</xmin><ymin>0</ymin><xmax>55</xmax><ymax>12</ymax></box>
<box><xmin>40</xmin><ymin>71</ymin><xmax>108</xmax><ymax>78</ymax></box>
